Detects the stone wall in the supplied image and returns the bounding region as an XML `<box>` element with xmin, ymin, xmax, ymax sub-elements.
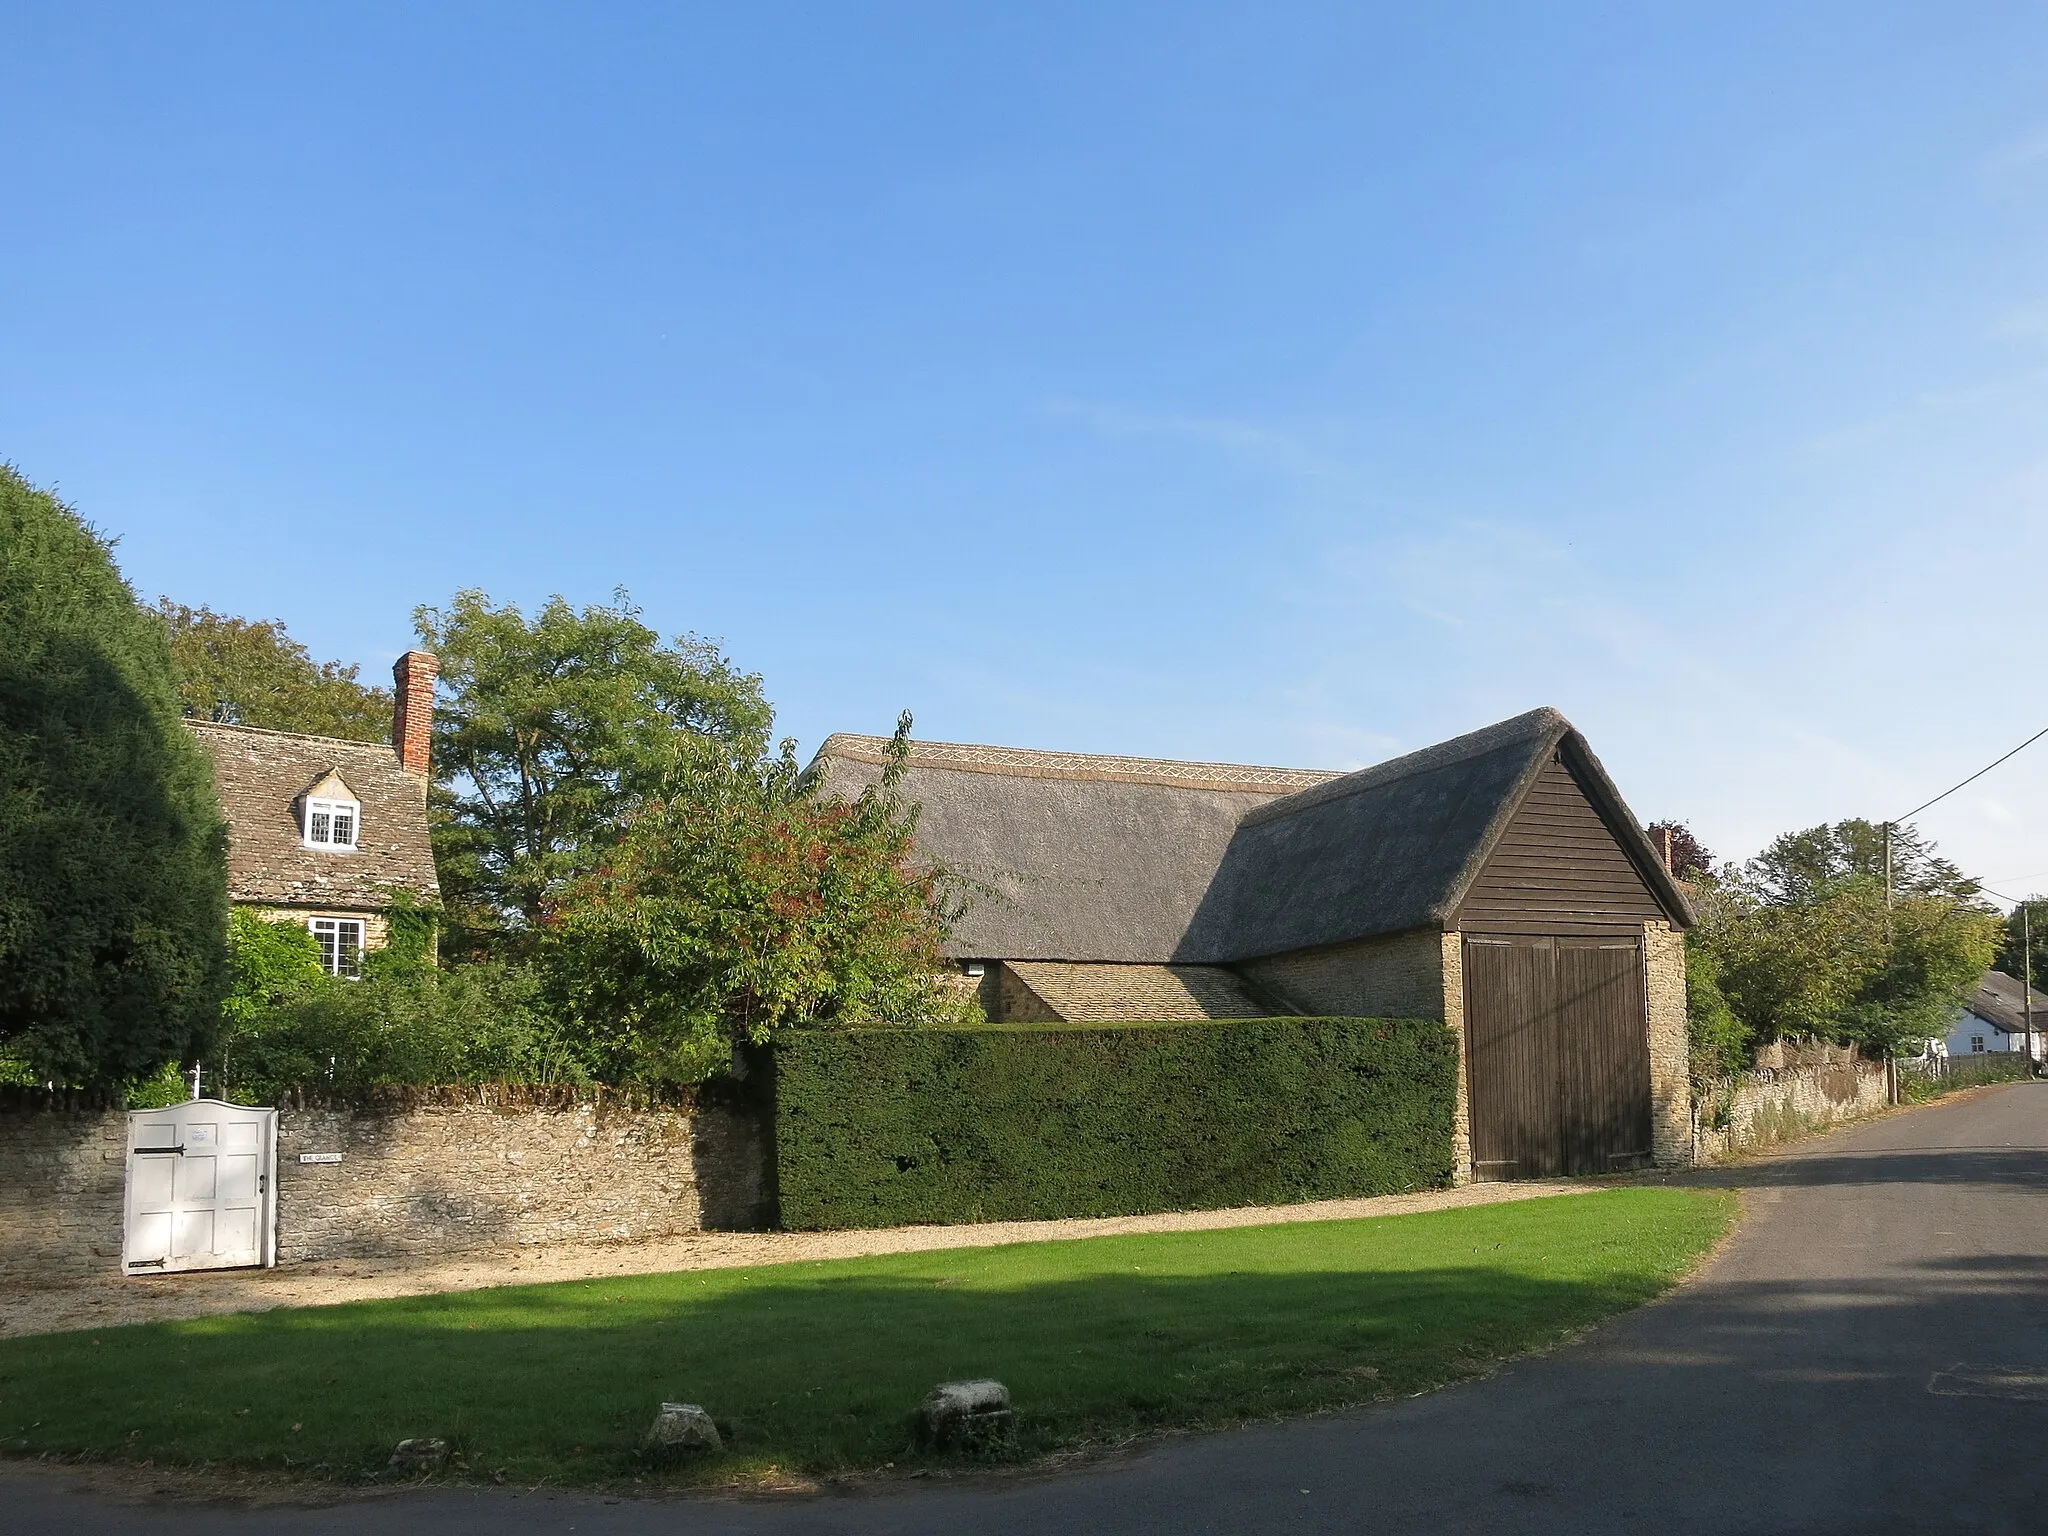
<box><xmin>1693</xmin><ymin>1044</ymin><xmax>1890</xmax><ymax>1163</ymax></box>
<box><xmin>1644</xmin><ymin>920</ymin><xmax>1691</xmax><ymax>1169</ymax></box>
<box><xmin>989</xmin><ymin>962</ymin><xmax>1061</xmax><ymax>1022</ymax></box>
<box><xmin>0</xmin><ymin>1098</ymin><xmax>128</xmax><ymax>1287</ymax></box>
<box><xmin>0</xmin><ymin>1090</ymin><xmax>771</xmax><ymax>1290</ymax></box>
<box><xmin>1238</xmin><ymin>927</ymin><xmax>1448</xmax><ymax>1019</ymax></box>
<box><xmin>273</xmin><ymin>1093</ymin><xmax>771</xmax><ymax>1262</ymax></box>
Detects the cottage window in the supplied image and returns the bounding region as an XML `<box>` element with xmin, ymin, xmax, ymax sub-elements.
<box><xmin>1971</xmin><ymin>1035</ymin><xmax>1986</xmax><ymax>1054</ymax></box>
<box><xmin>310</xmin><ymin>917</ymin><xmax>364</xmax><ymax>978</ymax></box>
<box><xmin>304</xmin><ymin>796</ymin><xmax>359</xmax><ymax>850</ymax></box>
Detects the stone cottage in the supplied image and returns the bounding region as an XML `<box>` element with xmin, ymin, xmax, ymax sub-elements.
<box><xmin>184</xmin><ymin>650</ymin><xmax>441</xmax><ymax>973</ymax></box>
<box><xmin>814</xmin><ymin>707</ymin><xmax>1695</xmax><ymax>1181</ymax></box>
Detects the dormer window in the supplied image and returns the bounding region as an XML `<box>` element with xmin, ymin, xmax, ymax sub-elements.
<box><xmin>306</xmin><ymin>797</ymin><xmax>358</xmax><ymax>848</ymax></box>
<box><xmin>299</xmin><ymin>769</ymin><xmax>361</xmax><ymax>851</ymax></box>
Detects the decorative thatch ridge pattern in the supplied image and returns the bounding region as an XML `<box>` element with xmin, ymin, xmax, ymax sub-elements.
<box><xmin>816</xmin><ymin>734</ymin><xmax>1339</xmax><ymax>794</ymax></box>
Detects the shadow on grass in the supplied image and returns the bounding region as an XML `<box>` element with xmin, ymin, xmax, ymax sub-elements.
<box><xmin>0</xmin><ymin>1194</ymin><xmax>1726</xmax><ymax>1486</ymax></box>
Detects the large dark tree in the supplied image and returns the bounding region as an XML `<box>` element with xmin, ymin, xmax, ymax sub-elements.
<box><xmin>156</xmin><ymin>600</ymin><xmax>391</xmax><ymax>741</ymax></box>
<box><xmin>0</xmin><ymin>466</ymin><xmax>228</xmax><ymax>1085</ymax></box>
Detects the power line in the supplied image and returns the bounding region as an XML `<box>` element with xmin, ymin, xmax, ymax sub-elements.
<box><xmin>1894</xmin><ymin>723</ymin><xmax>2048</xmax><ymax>824</ymax></box>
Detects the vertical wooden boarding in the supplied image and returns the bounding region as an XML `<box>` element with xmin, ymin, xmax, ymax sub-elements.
<box><xmin>1555</xmin><ymin>938</ymin><xmax>1652</xmax><ymax>1173</ymax></box>
<box><xmin>1464</xmin><ymin>936</ymin><xmax>1563</xmax><ymax>1179</ymax></box>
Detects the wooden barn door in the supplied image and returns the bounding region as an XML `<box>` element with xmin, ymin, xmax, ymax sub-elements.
<box><xmin>1464</xmin><ymin>935</ymin><xmax>1651</xmax><ymax>1179</ymax></box>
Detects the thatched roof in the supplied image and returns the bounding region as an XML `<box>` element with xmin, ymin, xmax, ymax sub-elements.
<box><xmin>1966</xmin><ymin>971</ymin><xmax>2048</xmax><ymax>1036</ymax></box>
<box><xmin>813</xmin><ymin>737</ymin><xmax>1334</xmax><ymax>962</ymax></box>
<box><xmin>812</xmin><ymin>708</ymin><xmax>1691</xmax><ymax>964</ymax></box>
<box><xmin>186</xmin><ymin>721</ymin><xmax>440</xmax><ymax>911</ymax></box>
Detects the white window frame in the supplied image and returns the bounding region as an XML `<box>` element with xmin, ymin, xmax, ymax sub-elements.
<box><xmin>303</xmin><ymin>796</ymin><xmax>360</xmax><ymax>851</ymax></box>
<box><xmin>309</xmin><ymin>917</ymin><xmax>365</xmax><ymax>978</ymax></box>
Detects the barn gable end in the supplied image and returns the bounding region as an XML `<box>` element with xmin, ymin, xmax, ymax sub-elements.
<box><xmin>1453</xmin><ymin>748</ymin><xmax>1670</xmax><ymax>937</ymax></box>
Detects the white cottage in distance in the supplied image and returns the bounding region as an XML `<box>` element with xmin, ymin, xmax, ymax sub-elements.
<box><xmin>1943</xmin><ymin>970</ymin><xmax>2047</xmax><ymax>1061</ymax></box>
<box><xmin>182</xmin><ymin>651</ymin><xmax>442</xmax><ymax>974</ymax></box>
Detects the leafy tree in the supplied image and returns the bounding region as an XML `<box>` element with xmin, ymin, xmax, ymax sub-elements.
<box><xmin>416</xmin><ymin>589</ymin><xmax>773</xmax><ymax>953</ymax></box>
<box><xmin>1745</xmin><ymin>818</ymin><xmax>1977</xmax><ymax>905</ymax></box>
<box><xmin>1682</xmin><ymin>934</ymin><xmax>1750</xmax><ymax>1087</ymax></box>
<box><xmin>156</xmin><ymin>601</ymin><xmax>392</xmax><ymax>741</ymax></box>
<box><xmin>543</xmin><ymin>716</ymin><xmax>972</xmax><ymax>1085</ymax></box>
<box><xmin>1645</xmin><ymin>821</ymin><xmax>1716</xmax><ymax>883</ymax></box>
<box><xmin>0</xmin><ymin>465</ymin><xmax>228</xmax><ymax>1085</ymax></box>
<box><xmin>1691</xmin><ymin>820</ymin><xmax>2001</xmax><ymax>1063</ymax></box>
<box><xmin>1993</xmin><ymin>898</ymin><xmax>2048</xmax><ymax>990</ymax></box>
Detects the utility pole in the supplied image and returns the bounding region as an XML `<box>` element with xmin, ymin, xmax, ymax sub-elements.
<box><xmin>2025</xmin><ymin>902</ymin><xmax>2036</xmax><ymax>1071</ymax></box>
<box><xmin>1883</xmin><ymin>821</ymin><xmax>1894</xmax><ymax>909</ymax></box>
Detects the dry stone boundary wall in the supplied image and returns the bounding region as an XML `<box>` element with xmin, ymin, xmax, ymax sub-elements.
<box><xmin>0</xmin><ymin>1090</ymin><xmax>771</xmax><ymax>1291</ymax></box>
<box><xmin>1692</xmin><ymin>1043</ymin><xmax>1890</xmax><ymax>1163</ymax></box>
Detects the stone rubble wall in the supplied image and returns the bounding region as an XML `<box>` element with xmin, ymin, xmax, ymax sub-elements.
<box><xmin>1644</xmin><ymin>921</ymin><xmax>1692</xmax><ymax>1170</ymax></box>
<box><xmin>0</xmin><ymin>1101</ymin><xmax>130</xmax><ymax>1287</ymax></box>
<box><xmin>0</xmin><ymin>1091</ymin><xmax>771</xmax><ymax>1290</ymax></box>
<box><xmin>1692</xmin><ymin>1045</ymin><xmax>1890</xmax><ymax>1163</ymax></box>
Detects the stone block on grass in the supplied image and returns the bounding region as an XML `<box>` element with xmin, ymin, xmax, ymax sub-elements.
<box><xmin>644</xmin><ymin>1402</ymin><xmax>723</xmax><ymax>1459</ymax></box>
<box><xmin>917</xmin><ymin>1379</ymin><xmax>1015</xmax><ymax>1453</ymax></box>
<box><xmin>386</xmin><ymin>1437</ymin><xmax>450</xmax><ymax>1475</ymax></box>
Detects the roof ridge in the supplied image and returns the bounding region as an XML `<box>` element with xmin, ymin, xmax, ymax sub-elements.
<box><xmin>1238</xmin><ymin>707</ymin><xmax>1570</xmax><ymax>828</ymax></box>
<box><xmin>184</xmin><ymin>719</ymin><xmax>399</xmax><ymax>754</ymax></box>
<box><xmin>816</xmin><ymin>732</ymin><xmax>1340</xmax><ymax>793</ymax></box>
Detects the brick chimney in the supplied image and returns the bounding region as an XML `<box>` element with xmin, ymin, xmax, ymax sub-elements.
<box><xmin>392</xmin><ymin>650</ymin><xmax>438</xmax><ymax>776</ymax></box>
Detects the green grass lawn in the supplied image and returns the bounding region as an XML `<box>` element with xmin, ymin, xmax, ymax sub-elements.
<box><xmin>0</xmin><ymin>1188</ymin><xmax>1732</xmax><ymax>1488</ymax></box>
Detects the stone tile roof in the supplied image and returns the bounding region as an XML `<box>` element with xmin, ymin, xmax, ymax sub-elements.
<box><xmin>1005</xmin><ymin>962</ymin><xmax>1282</xmax><ymax>1021</ymax></box>
<box><xmin>185</xmin><ymin>721</ymin><xmax>440</xmax><ymax>912</ymax></box>
<box><xmin>813</xmin><ymin>709</ymin><xmax>1692</xmax><ymax>964</ymax></box>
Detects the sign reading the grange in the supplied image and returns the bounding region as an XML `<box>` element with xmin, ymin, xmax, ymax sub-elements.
<box><xmin>298</xmin><ymin>1152</ymin><xmax>343</xmax><ymax>1165</ymax></box>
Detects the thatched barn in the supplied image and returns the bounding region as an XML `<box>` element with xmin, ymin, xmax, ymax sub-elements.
<box><xmin>813</xmin><ymin>707</ymin><xmax>1694</xmax><ymax>1181</ymax></box>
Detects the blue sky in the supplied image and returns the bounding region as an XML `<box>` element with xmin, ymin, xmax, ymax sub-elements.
<box><xmin>6</xmin><ymin>3</ymin><xmax>2048</xmax><ymax>892</ymax></box>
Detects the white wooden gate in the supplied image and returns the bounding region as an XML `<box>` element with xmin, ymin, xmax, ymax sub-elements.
<box><xmin>123</xmin><ymin>1098</ymin><xmax>277</xmax><ymax>1274</ymax></box>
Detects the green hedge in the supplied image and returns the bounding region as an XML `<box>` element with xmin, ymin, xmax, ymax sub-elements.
<box><xmin>772</xmin><ymin>1016</ymin><xmax>1459</xmax><ymax>1230</ymax></box>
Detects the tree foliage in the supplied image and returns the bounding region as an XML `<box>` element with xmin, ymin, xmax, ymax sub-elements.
<box><xmin>1690</xmin><ymin>818</ymin><xmax>2000</xmax><ymax>1063</ymax></box>
<box><xmin>543</xmin><ymin>716</ymin><xmax>972</xmax><ymax>1085</ymax></box>
<box><xmin>1993</xmin><ymin>899</ymin><xmax>2048</xmax><ymax>991</ymax></box>
<box><xmin>1644</xmin><ymin>821</ymin><xmax>1716</xmax><ymax>883</ymax></box>
<box><xmin>1682</xmin><ymin>937</ymin><xmax>1750</xmax><ymax>1087</ymax></box>
<box><xmin>1744</xmin><ymin>819</ymin><xmax>1977</xmax><ymax>905</ymax></box>
<box><xmin>416</xmin><ymin>589</ymin><xmax>773</xmax><ymax>953</ymax></box>
<box><xmin>0</xmin><ymin>466</ymin><xmax>228</xmax><ymax>1084</ymax></box>
<box><xmin>157</xmin><ymin>601</ymin><xmax>392</xmax><ymax>742</ymax></box>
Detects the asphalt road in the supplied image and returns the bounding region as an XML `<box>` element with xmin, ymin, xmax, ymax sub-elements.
<box><xmin>10</xmin><ymin>1083</ymin><xmax>2048</xmax><ymax>1535</ymax></box>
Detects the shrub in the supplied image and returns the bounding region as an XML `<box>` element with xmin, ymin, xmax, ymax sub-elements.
<box><xmin>772</xmin><ymin>1016</ymin><xmax>1459</xmax><ymax>1230</ymax></box>
<box><xmin>545</xmin><ymin>720</ymin><xmax>972</xmax><ymax>1086</ymax></box>
<box><xmin>214</xmin><ymin>910</ymin><xmax>580</xmax><ymax>1102</ymax></box>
